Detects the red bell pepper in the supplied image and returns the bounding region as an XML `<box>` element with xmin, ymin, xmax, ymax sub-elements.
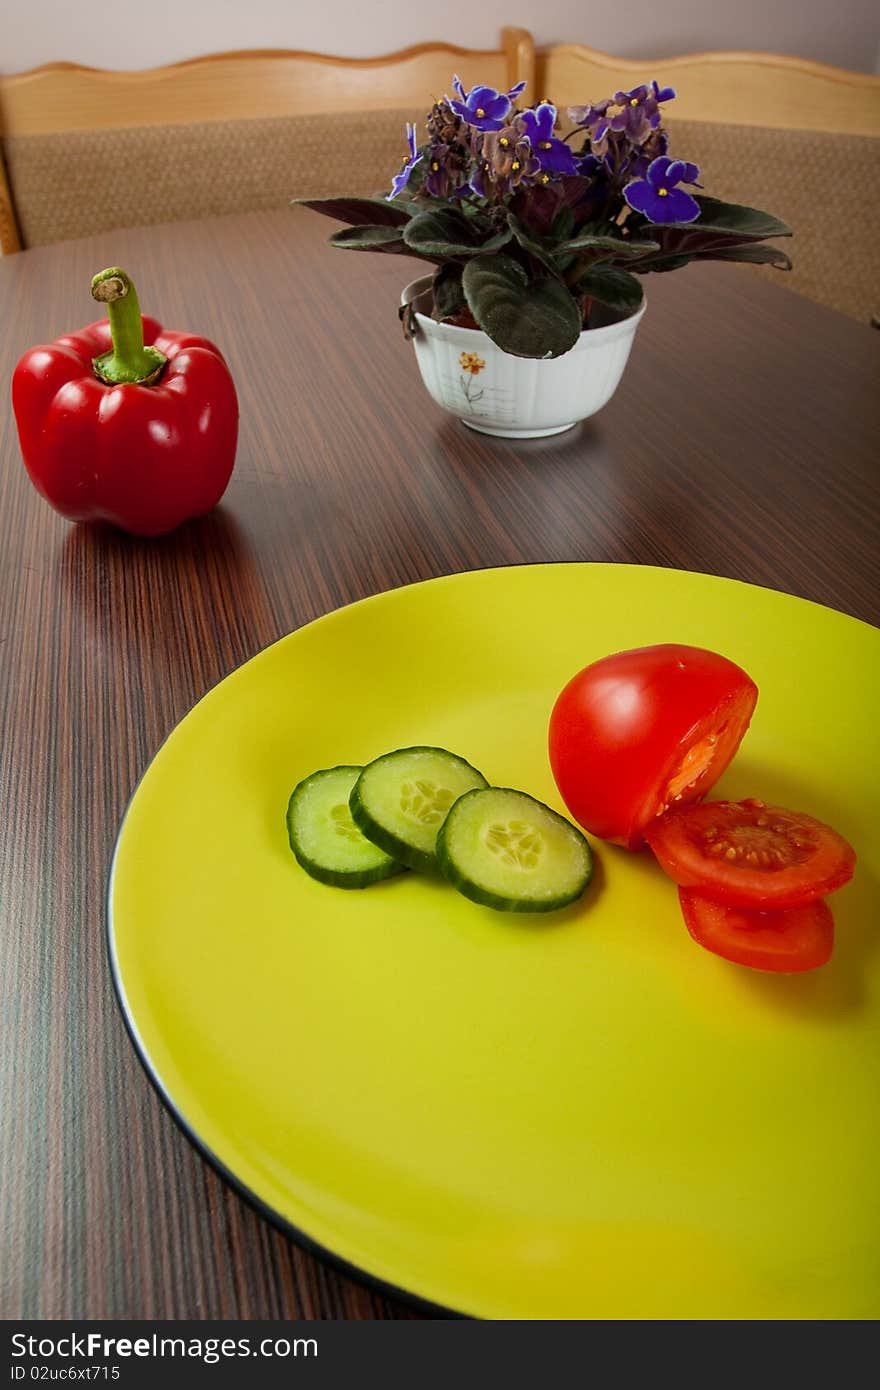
<box><xmin>12</xmin><ymin>266</ymin><xmax>238</xmax><ymax>537</ymax></box>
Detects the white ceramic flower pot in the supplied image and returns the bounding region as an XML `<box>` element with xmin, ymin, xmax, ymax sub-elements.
<box><xmin>402</xmin><ymin>275</ymin><xmax>646</xmax><ymax>439</ymax></box>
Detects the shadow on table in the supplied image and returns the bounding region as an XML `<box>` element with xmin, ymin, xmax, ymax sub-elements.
<box><xmin>437</xmin><ymin>416</ymin><xmax>601</xmax><ymax>462</ymax></box>
<box><xmin>55</xmin><ymin>505</ymin><xmax>278</xmax><ymax>690</ymax></box>
<box><xmin>57</xmin><ymin>504</ymin><xmax>252</xmax><ymax>571</ymax></box>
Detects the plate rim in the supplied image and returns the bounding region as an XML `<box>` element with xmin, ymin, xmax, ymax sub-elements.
<box><xmin>105</xmin><ymin>560</ymin><xmax>878</xmax><ymax>1319</ymax></box>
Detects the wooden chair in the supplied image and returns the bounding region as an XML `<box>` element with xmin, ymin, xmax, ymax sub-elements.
<box><xmin>533</xmin><ymin>44</ymin><xmax>880</xmax><ymax>323</ymax></box>
<box><xmin>0</xmin><ymin>29</ymin><xmax>535</xmax><ymax>253</ymax></box>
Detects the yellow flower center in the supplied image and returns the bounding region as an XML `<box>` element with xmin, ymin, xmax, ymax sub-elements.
<box><xmin>511</xmin><ymin>160</ymin><xmax>521</xmax><ymax>170</ymax></box>
<box><xmin>476</xmin><ymin>107</ymin><xmax>486</xmax><ymax>118</ymax></box>
<box><xmin>630</xmin><ymin>97</ymin><xmax>639</xmax><ymax>106</ymax></box>
<box><xmin>499</xmin><ymin>136</ymin><xmax>510</xmax><ymax>147</ymax></box>
<box><xmin>541</xmin><ymin>173</ymin><xmax>550</xmax><ymax>184</ymax></box>
<box><xmin>658</xmin><ymin>187</ymin><xmax>668</xmax><ymax>196</ymax></box>
<box><xmin>539</xmin><ymin>140</ymin><xmax>552</xmax><ymax>150</ymax></box>
<box><xmin>431</xmin><ymin>161</ymin><xmax>440</xmax><ymax>171</ymax></box>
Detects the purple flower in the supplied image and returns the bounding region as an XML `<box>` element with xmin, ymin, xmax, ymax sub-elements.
<box><xmin>627</xmin><ymin>128</ymin><xmax>669</xmax><ymax>179</ymax></box>
<box><xmin>568</xmin><ymin>99</ymin><xmax>613</xmax><ymax>156</ymax></box>
<box><xmin>422</xmin><ymin>143</ymin><xmax>469</xmax><ymax>199</ymax></box>
<box><xmin>577</xmin><ymin>152</ymin><xmax>603</xmax><ymax>177</ymax></box>
<box><xmin>485</xmin><ymin>125</ymin><xmax>540</xmax><ymax>186</ymax></box>
<box><xmin>448</xmin><ymin>75</ymin><xmax>526</xmax><ymax>131</ymax></box>
<box><xmin>608</xmin><ymin>85</ymin><xmax>662</xmax><ymax>143</ymax></box>
<box><xmin>570</xmin><ymin>81</ymin><xmax>677</xmax><ymax>151</ymax></box>
<box><xmin>519</xmin><ymin>103</ymin><xmax>579</xmax><ymax>176</ymax></box>
<box><xmin>426</xmin><ymin>100</ymin><xmax>464</xmax><ymax>145</ymax></box>
<box><xmin>623</xmin><ymin>156</ymin><xmax>701</xmax><ymax>223</ymax></box>
<box><xmin>468</xmin><ymin>161</ymin><xmax>492</xmax><ymax>199</ymax></box>
<box><xmin>651</xmin><ymin>80</ymin><xmax>676</xmax><ymax>103</ymax></box>
<box><xmin>387</xmin><ymin>123</ymin><xmax>422</xmax><ymax>199</ymax></box>
<box><xmin>467</xmin><ymin>124</ymin><xmax>539</xmax><ymax>200</ymax></box>
<box><xmin>568</xmin><ymin>98</ymin><xmax>611</xmax><ymax>130</ymax></box>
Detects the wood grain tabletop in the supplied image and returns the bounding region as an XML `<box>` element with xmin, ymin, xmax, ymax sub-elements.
<box><xmin>1</xmin><ymin>207</ymin><xmax>878</xmax><ymax>1321</ymax></box>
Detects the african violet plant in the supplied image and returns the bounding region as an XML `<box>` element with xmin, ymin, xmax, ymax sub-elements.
<box><xmin>301</xmin><ymin>76</ymin><xmax>792</xmax><ymax>360</ymax></box>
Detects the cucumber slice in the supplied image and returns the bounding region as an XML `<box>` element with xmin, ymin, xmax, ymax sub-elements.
<box><xmin>287</xmin><ymin>766</ymin><xmax>404</xmax><ymax>888</ymax></box>
<box><xmin>351</xmin><ymin>747</ymin><xmax>488</xmax><ymax>872</ymax></box>
<box><xmin>437</xmin><ymin>787</ymin><xmax>593</xmax><ymax>913</ymax></box>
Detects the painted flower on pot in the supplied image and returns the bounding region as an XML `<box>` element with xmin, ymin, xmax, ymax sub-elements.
<box><xmin>460</xmin><ymin>352</ymin><xmax>486</xmax><ymax>375</ymax></box>
<box><xmin>299</xmin><ymin>74</ymin><xmax>792</xmax><ymax>362</ymax></box>
<box><xmin>459</xmin><ymin>350</ymin><xmax>486</xmax><ymax>409</ymax></box>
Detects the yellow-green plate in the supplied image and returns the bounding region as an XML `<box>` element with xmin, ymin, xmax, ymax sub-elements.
<box><xmin>109</xmin><ymin>564</ymin><xmax>880</xmax><ymax>1319</ymax></box>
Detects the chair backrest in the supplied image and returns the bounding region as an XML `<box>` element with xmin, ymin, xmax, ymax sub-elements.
<box><xmin>534</xmin><ymin>43</ymin><xmax>880</xmax><ymax>322</ymax></box>
<box><xmin>535</xmin><ymin>44</ymin><xmax>880</xmax><ymax>135</ymax></box>
<box><xmin>0</xmin><ymin>29</ymin><xmax>535</xmax><ymax>252</ymax></box>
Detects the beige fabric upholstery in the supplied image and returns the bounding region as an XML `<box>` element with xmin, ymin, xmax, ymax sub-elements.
<box><xmin>667</xmin><ymin>119</ymin><xmax>879</xmax><ymax>323</ymax></box>
<box><xmin>4</xmin><ymin>108</ymin><xmax>418</xmax><ymax>246</ymax></box>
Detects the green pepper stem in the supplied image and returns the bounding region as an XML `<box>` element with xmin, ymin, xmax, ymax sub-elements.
<box><xmin>90</xmin><ymin>267</ymin><xmax>167</xmax><ymax>385</ymax></box>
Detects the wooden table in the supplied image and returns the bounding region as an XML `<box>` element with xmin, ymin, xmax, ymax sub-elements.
<box><xmin>1</xmin><ymin>207</ymin><xmax>878</xmax><ymax>1320</ymax></box>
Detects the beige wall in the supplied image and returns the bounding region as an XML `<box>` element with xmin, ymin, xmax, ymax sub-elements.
<box><xmin>1</xmin><ymin>0</ymin><xmax>878</xmax><ymax>74</ymax></box>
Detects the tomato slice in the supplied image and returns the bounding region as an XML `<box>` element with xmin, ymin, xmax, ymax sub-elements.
<box><xmin>548</xmin><ymin>645</ymin><xmax>758</xmax><ymax>849</ymax></box>
<box><xmin>647</xmin><ymin>799</ymin><xmax>856</xmax><ymax>908</ymax></box>
<box><xmin>679</xmin><ymin>890</ymin><xmax>835</xmax><ymax>972</ymax></box>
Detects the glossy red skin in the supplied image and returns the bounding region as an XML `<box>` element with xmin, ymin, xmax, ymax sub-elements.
<box><xmin>679</xmin><ymin>890</ymin><xmax>835</xmax><ymax>972</ymax></box>
<box><xmin>12</xmin><ymin>314</ymin><xmax>238</xmax><ymax>537</ymax></box>
<box><xmin>548</xmin><ymin>644</ymin><xmax>758</xmax><ymax>849</ymax></box>
<box><xmin>646</xmin><ymin>800</ymin><xmax>856</xmax><ymax>909</ymax></box>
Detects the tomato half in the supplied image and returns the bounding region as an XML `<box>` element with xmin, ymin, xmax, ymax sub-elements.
<box><xmin>647</xmin><ymin>799</ymin><xmax>856</xmax><ymax>908</ymax></box>
<box><xmin>548</xmin><ymin>645</ymin><xmax>757</xmax><ymax>848</ymax></box>
<box><xmin>679</xmin><ymin>890</ymin><xmax>835</xmax><ymax>972</ymax></box>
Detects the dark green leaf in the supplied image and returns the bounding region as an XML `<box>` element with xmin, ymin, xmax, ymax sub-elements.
<box><xmin>557</xmin><ymin>231</ymin><xmax>660</xmax><ymax>258</ymax></box>
<box><xmin>692</xmin><ymin>196</ymin><xmax>792</xmax><ymax>240</ymax></box>
<box><xmin>404</xmin><ymin>207</ymin><xmax>475</xmax><ymax>254</ymax></box>
<box><xmin>628</xmin><ymin>196</ymin><xmax>792</xmax><ymax>270</ymax></box>
<box><xmin>478</xmin><ymin>229</ymin><xmax>514</xmax><ymax>253</ymax></box>
<box><xmin>693</xmin><ymin>243</ymin><xmax>793</xmax><ymax>270</ymax></box>
<box><xmin>462</xmin><ymin>255</ymin><xmax>582</xmax><ymax>359</ymax></box>
<box><xmin>551</xmin><ymin>206</ymin><xmax>576</xmax><ymax>240</ymax></box>
<box><xmin>632</xmin><ymin>253</ymin><xmax>692</xmax><ymax>273</ymax></box>
<box><xmin>506</xmin><ymin>213</ymin><xmax>557</xmax><ymax>270</ymax></box>
<box><xmin>328</xmin><ymin>225</ymin><xmax>408</xmax><ymax>252</ymax></box>
<box><xmin>432</xmin><ymin>263</ymin><xmax>466</xmax><ymax>320</ymax></box>
<box><xmin>295</xmin><ymin>195</ymin><xmax>414</xmax><ymax>228</ymax></box>
<box><xmin>404</xmin><ymin>208</ymin><xmax>511</xmax><ymax>259</ymax></box>
<box><xmin>575</xmin><ymin>267</ymin><xmax>645</xmax><ymax>315</ymax></box>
